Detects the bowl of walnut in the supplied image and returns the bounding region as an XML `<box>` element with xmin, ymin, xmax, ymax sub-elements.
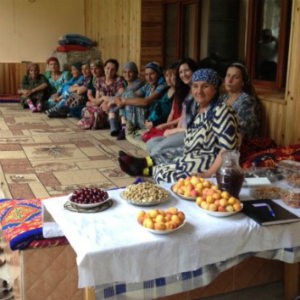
<box><xmin>120</xmin><ymin>182</ymin><xmax>170</xmax><ymax>206</ymax></box>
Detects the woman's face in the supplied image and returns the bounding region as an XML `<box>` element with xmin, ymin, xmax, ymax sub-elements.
<box><xmin>71</xmin><ymin>66</ymin><xmax>81</xmax><ymax>78</ymax></box>
<box><xmin>104</xmin><ymin>62</ymin><xmax>117</xmax><ymax>79</ymax></box>
<box><xmin>122</xmin><ymin>68</ymin><xmax>136</xmax><ymax>83</ymax></box>
<box><xmin>82</xmin><ymin>64</ymin><xmax>91</xmax><ymax>77</ymax></box>
<box><xmin>191</xmin><ymin>81</ymin><xmax>216</xmax><ymax>107</ymax></box>
<box><xmin>29</xmin><ymin>66</ymin><xmax>38</xmax><ymax>78</ymax></box>
<box><xmin>48</xmin><ymin>61</ymin><xmax>60</xmax><ymax>73</ymax></box>
<box><xmin>91</xmin><ymin>65</ymin><xmax>103</xmax><ymax>77</ymax></box>
<box><xmin>178</xmin><ymin>63</ymin><xmax>193</xmax><ymax>85</ymax></box>
<box><xmin>225</xmin><ymin>67</ymin><xmax>244</xmax><ymax>94</ymax></box>
<box><xmin>164</xmin><ymin>70</ymin><xmax>175</xmax><ymax>87</ymax></box>
<box><xmin>145</xmin><ymin>68</ymin><xmax>159</xmax><ymax>84</ymax></box>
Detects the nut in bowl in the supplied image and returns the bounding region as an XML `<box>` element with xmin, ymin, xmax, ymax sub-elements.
<box><xmin>171</xmin><ymin>176</ymin><xmax>216</xmax><ymax>200</ymax></box>
<box><xmin>69</xmin><ymin>187</ymin><xmax>109</xmax><ymax>209</ymax></box>
<box><xmin>121</xmin><ymin>182</ymin><xmax>169</xmax><ymax>206</ymax></box>
<box><xmin>196</xmin><ymin>188</ymin><xmax>243</xmax><ymax>217</ymax></box>
<box><xmin>137</xmin><ymin>207</ymin><xmax>186</xmax><ymax>234</ymax></box>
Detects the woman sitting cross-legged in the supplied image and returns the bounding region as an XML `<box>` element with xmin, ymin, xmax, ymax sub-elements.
<box><xmin>45</xmin><ymin>62</ymin><xmax>83</xmax><ymax>115</ymax></box>
<box><xmin>143</xmin><ymin>58</ymin><xmax>198</xmax><ymax>156</ymax></box>
<box><xmin>18</xmin><ymin>63</ymin><xmax>48</xmax><ymax>112</ymax></box>
<box><xmin>48</xmin><ymin>61</ymin><xmax>93</xmax><ymax>118</ymax></box>
<box><xmin>118</xmin><ymin>68</ymin><xmax>241</xmax><ymax>184</ymax></box>
<box><xmin>220</xmin><ymin>62</ymin><xmax>261</xmax><ymax>139</ymax></box>
<box><xmin>44</xmin><ymin>57</ymin><xmax>71</xmax><ymax>110</ymax></box>
<box><xmin>115</xmin><ymin>62</ymin><xmax>169</xmax><ymax>149</ymax></box>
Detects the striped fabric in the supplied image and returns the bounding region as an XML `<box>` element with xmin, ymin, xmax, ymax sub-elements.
<box><xmin>154</xmin><ymin>102</ymin><xmax>241</xmax><ymax>183</ymax></box>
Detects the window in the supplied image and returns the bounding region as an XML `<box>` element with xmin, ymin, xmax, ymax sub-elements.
<box><xmin>245</xmin><ymin>0</ymin><xmax>292</xmax><ymax>89</ymax></box>
<box><xmin>163</xmin><ymin>0</ymin><xmax>291</xmax><ymax>90</ymax></box>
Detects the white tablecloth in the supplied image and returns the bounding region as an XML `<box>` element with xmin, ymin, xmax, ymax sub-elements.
<box><xmin>42</xmin><ymin>183</ymin><xmax>300</xmax><ymax>288</ymax></box>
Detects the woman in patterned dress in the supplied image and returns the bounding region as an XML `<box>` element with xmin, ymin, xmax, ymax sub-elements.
<box><xmin>119</xmin><ymin>69</ymin><xmax>241</xmax><ymax>183</ymax></box>
<box><xmin>18</xmin><ymin>63</ymin><xmax>48</xmax><ymax>112</ymax></box>
<box><xmin>44</xmin><ymin>57</ymin><xmax>71</xmax><ymax>110</ymax></box>
<box><xmin>220</xmin><ymin>62</ymin><xmax>261</xmax><ymax>139</ymax></box>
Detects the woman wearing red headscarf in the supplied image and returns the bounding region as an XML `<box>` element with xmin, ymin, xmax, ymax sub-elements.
<box><xmin>44</xmin><ymin>57</ymin><xmax>71</xmax><ymax>109</ymax></box>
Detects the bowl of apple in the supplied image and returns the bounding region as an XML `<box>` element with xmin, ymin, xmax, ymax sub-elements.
<box><xmin>171</xmin><ymin>176</ymin><xmax>216</xmax><ymax>201</ymax></box>
<box><xmin>69</xmin><ymin>187</ymin><xmax>110</xmax><ymax>208</ymax></box>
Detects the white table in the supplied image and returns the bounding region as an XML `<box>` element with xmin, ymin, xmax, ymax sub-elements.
<box><xmin>42</xmin><ymin>183</ymin><xmax>300</xmax><ymax>299</ymax></box>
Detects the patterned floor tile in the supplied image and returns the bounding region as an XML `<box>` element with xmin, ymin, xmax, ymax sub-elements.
<box><xmin>53</xmin><ymin>169</ymin><xmax>107</xmax><ymax>185</ymax></box>
<box><xmin>0</xmin><ymin>103</ymin><xmax>148</xmax><ymax>199</ymax></box>
<box><xmin>5</xmin><ymin>173</ymin><xmax>40</xmax><ymax>184</ymax></box>
<box><xmin>76</xmin><ymin>160</ymin><xmax>117</xmax><ymax>170</ymax></box>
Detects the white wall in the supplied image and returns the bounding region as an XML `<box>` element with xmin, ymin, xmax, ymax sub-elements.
<box><xmin>0</xmin><ymin>0</ymin><xmax>85</xmax><ymax>62</ymax></box>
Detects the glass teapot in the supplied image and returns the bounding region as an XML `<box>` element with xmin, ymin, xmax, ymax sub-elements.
<box><xmin>216</xmin><ymin>150</ymin><xmax>244</xmax><ymax>198</ymax></box>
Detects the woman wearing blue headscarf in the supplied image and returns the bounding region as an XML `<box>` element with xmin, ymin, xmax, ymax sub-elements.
<box><xmin>119</xmin><ymin>68</ymin><xmax>241</xmax><ymax>183</ymax></box>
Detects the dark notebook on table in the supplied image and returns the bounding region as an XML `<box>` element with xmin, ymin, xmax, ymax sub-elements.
<box><xmin>242</xmin><ymin>199</ymin><xmax>300</xmax><ymax>226</ymax></box>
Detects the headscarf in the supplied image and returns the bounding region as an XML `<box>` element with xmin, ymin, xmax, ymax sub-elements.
<box><xmin>46</xmin><ymin>57</ymin><xmax>59</xmax><ymax>65</ymax></box>
<box><xmin>121</xmin><ymin>61</ymin><xmax>138</xmax><ymax>76</ymax></box>
<box><xmin>90</xmin><ymin>59</ymin><xmax>103</xmax><ymax>69</ymax></box>
<box><xmin>192</xmin><ymin>68</ymin><xmax>220</xmax><ymax>91</ymax></box>
<box><xmin>145</xmin><ymin>61</ymin><xmax>163</xmax><ymax>77</ymax></box>
<box><xmin>72</xmin><ymin>62</ymin><xmax>82</xmax><ymax>72</ymax></box>
<box><xmin>26</xmin><ymin>63</ymin><xmax>40</xmax><ymax>76</ymax></box>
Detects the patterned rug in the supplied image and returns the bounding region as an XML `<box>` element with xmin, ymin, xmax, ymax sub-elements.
<box><xmin>0</xmin><ymin>95</ymin><xmax>19</xmax><ymax>103</ymax></box>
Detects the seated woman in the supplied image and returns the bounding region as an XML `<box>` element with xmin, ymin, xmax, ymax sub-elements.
<box><xmin>45</xmin><ymin>62</ymin><xmax>83</xmax><ymax>115</ymax></box>
<box><xmin>85</xmin><ymin>60</ymin><xmax>104</xmax><ymax>107</ymax></box>
<box><xmin>119</xmin><ymin>68</ymin><xmax>241</xmax><ymax>183</ymax></box>
<box><xmin>18</xmin><ymin>63</ymin><xmax>48</xmax><ymax>112</ymax></box>
<box><xmin>144</xmin><ymin>58</ymin><xmax>198</xmax><ymax>156</ymax></box>
<box><xmin>141</xmin><ymin>64</ymin><xmax>177</xmax><ymax>143</ymax></box>
<box><xmin>48</xmin><ymin>61</ymin><xmax>93</xmax><ymax>118</ymax></box>
<box><xmin>116</xmin><ymin>62</ymin><xmax>169</xmax><ymax>149</ymax></box>
<box><xmin>107</xmin><ymin>61</ymin><xmax>144</xmax><ymax>139</ymax></box>
<box><xmin>44</xmin><ymin>57</ymin><xmax>71</xmax><ymax>110</ymax></box>
<box><xmin>82</xmin><ymin>59</ymin><xmax>125</xmax><ymax>133</ymax></box>
<box><xmin>220</xmin><ymin>62</ymin><xmax>261</xmax><ymax>139</ymax></box>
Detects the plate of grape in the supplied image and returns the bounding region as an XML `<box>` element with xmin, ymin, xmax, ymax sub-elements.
<box><xmin>69</xmin><ymin>188</ymin><xmax>110</xmax><ymax>208</ymax></box>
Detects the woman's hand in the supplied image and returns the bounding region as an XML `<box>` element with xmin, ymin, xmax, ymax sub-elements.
<box><xmin>163</xmin><ymin>128</ymin><xmax>177</xmax><ymax>137</ymax></box>
<box><xmin>116</xmin><ymin>97</ymin><xmax>126</xmax><ymax>108</ymax></box>
<box><xmin>156</xmin><ymin>123</ymin><xmax>167</xmax><ymax>130</ymax></box>
<box><xmin>144</xmin><ymin>120</ymin><xmax>153</xmax><ymax>130</ymax></box>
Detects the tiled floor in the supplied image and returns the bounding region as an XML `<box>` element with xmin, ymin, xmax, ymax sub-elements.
<box><xmin>0</xmin><ymin>103</ymin><xmax>148</xmax><ymax>199</ymax></box>
<box><xmin>0</xmin><ymin>103</ymin><xmax>297</xmax><ymax>300</ymax></box>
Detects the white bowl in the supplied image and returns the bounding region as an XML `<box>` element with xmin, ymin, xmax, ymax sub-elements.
<box><xmin>140</xmin><ymin>219</ymin><xmax>186</xmax><ymax>235</ymax></box>
<box><xmin>170</xmin><ymin>184</ymin><xmax>197</xmax><ymax>201</ymax></box>
<box><xmin>69</xmin><ymin>194</ymin><xmax>110</xmax><ymax>209</ymax></box>
<box><xmin>197</xmin><ymin>204</ymin><xmax>243</xmax><ymax>218</ymax></box>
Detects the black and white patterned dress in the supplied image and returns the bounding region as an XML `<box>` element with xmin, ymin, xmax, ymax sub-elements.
<box><xmin>153</xmin><ymin>100</ymin><xmax>241</xmax><ymax>183</ymax></box>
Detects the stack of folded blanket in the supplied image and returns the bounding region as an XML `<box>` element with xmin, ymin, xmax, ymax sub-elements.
<box><xmin>57</xmin><ymin>33</ymin><xmax>95</xmax><ymax>52</ymax></box>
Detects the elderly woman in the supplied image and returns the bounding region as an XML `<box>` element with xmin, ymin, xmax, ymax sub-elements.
<box><xmin>119</xmin><ymin>68</ymin><xmax>241</xmax><ymax>183</ymax></box>
<box><xmin>18</xmin><ymin>63</ymin><xmax>48</xmax><ymax>112</ymax></box>
<box><xmin>220</xmin><ymin>62</ymin><xmax>261</xmax><ymax>139</ymax></box>
<box><xmin>108</xmin><ymin>61</ymin><xmax>144</xmax><ymax>139</ymax></box>
<box><xmin>44</xmin><ymin>57</ymin><xmax>71</xmax><ymax>109</ymax></box>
